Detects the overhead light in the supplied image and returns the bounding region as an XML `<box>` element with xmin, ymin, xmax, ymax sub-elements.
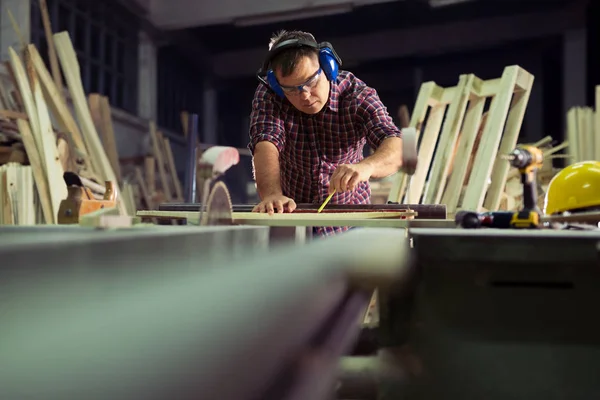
<box><xmin>233</xmin><ymin>3</ymin><xmax>354</xmax><ymax>27</ymax></box>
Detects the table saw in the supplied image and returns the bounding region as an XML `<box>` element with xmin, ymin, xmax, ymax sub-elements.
<box><xmin>1</xmin><ymin>220</ymin><xmax>599</xmax><ymax>400</ymax></box>
<box><xmin>341</xmin><ymin>228</ymin><xmax>600</xmax><ymax>400</ymax></box>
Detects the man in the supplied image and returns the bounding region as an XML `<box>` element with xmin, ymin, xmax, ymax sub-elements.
<box><xmin>248</xmin><ymin>30</ymin><xmax>404</xmax><ymax>236</ymax></box>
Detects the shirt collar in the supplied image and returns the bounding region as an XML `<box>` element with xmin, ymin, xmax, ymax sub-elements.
<box><xmin>327</xmin><ymin>80</ymin><xmax>340</xmax><ymax>112</ymax></box>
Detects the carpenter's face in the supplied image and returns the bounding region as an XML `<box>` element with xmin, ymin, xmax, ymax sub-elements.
<box><xmin>275</xmin><ymin>55</ymin><xmax>330</xmax><ymax>115</ymax></box>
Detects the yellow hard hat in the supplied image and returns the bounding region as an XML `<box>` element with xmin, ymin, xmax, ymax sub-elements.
<box><xmin>543</xmin><ymin>161</ymin><xmax>600</xmax><ymax>215</ymax></box>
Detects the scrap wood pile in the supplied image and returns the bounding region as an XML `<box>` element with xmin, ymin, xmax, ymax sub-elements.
<box><xmin>0</xmin><ymin>32</ymin><xmax>135</xmax><ymax>225</ymax></box>
<box><xmin>566</xmin><ymin>85</ymin><xmax>600</xmax><ymax>164</ymax></box>
<box><xmin>384</xmin><ymin>65</ymin><xmax>540</xmax><ymax>216</ymax></box>
<box><xmin>0</xmin><ymin>5</ymin><xmax>184</xmax><ymax>225</ymax></box>
<box><xmin>118</xmin><ymin>120</ymin><xmax>185</xmax><ymax>213</ymax></box>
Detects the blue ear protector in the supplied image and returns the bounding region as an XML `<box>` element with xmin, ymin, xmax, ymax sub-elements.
<box><xmin>256</xmin><ymin>39</ymin><xmax>342</xmax><ymax>98</ymax></box>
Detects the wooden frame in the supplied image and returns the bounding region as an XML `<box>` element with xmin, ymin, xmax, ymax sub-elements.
<box><xmin>387</xmin><ymin>65</ymin><xmax>534</xmax><ymax>214</ymax></box>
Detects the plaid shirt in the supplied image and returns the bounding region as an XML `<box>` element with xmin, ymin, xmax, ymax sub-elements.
<box><xmin>248</xmin><ymin>70</ymin><xmax>402</xmax><ymax>236</ymax></box>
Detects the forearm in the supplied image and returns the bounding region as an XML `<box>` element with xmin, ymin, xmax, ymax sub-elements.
<box><xmin>253</xmin><ymin>141</ymin><xmax>283</xmax><ymax>199</ymax></box>
<box><xmin>359</xmin><ymin>137</ymin><xmax>403</xmax><ymax>179</ymax></box>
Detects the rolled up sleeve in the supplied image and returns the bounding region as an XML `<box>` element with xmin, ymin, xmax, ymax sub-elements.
<box><xmin>356</xmin><ymin>87</ymin><xmax>402</xmax><ymax>150</ymax></box>
<box><xmin>248</xmin><ymin>85</ymin><xmax>286</xmax><ymax>154</ymax></box>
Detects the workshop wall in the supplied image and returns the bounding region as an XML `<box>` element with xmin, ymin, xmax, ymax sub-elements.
<box><xmin>0</xmin><ymin>0</ymin><xmax>594</xmax><ymax>195</ymax></box>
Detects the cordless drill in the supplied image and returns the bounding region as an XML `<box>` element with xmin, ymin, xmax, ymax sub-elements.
<box><xmin>503</xmin><ymin>145</ymin><xmax>543</xmax><ymax>228</ymax></box>
<box><xmin>455</xmin><ymin>145</ymin><xmax>544</xmax><ymax>229</ymax></box>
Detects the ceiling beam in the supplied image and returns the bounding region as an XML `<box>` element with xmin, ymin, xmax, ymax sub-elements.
<box><xmin>211</xmin><ymin>2</ymin><xmax>586</xmax><ymax>79</ymax></box>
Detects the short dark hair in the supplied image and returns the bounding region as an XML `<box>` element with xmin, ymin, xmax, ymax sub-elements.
<box><xmin>268</xmin><ymin>30</ymin><xmax>319</xmax><ymax>77</ymax></box>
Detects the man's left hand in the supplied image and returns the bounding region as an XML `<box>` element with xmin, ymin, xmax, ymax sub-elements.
<box><xmin>329</xmin><ymin>163</ymin><xmax>374</xmax><ymax>194</ymax></box>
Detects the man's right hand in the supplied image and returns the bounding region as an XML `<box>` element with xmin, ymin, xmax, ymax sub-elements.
<box><xmin>252</xmin><ymin>194</ymin><xmax>297</xmax><ymax>215</ymax></box>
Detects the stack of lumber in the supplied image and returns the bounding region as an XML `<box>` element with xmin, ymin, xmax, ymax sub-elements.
<box><xmin>0</xmin><ymin>34</ymin><xmax>132</xmax><ymax>224</ymax></box>
<box><xmin>386</xmin><ymin>65</ymin><xmax>535</xmax><ymax>216</ymax></box>
<box><xmin>0</xmin><ymin>4</ymin><xmax>184</xmax><ymax>225</ymax></box>
<box><xmin>566</xmin><ymin>85</ymin><xmax>600</xmax><ymax>164</ymax></box>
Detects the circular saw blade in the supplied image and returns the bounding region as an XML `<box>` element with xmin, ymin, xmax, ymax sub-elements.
<box><xmin>200</xmin><ymin>181</ymin><xmax>233</xmax><ymax>226</ymax></box>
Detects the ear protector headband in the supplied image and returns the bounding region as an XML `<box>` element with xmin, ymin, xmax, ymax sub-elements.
<box><xmin>256</xmin><ymin>38</ymin><xmax>342</xmax><ymax>98</ymax></box>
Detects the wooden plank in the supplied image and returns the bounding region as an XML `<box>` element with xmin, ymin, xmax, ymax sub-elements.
<box><xmin>405</xmin><ymin>102</ymin><xmax>446</xmax><ymax>203</ymax></box>
<box><xmin>387</xmin><ymin>81</ymin><xmax>440</xmax><ymax>203</ymax></box>
<box><xmin>566</xmin><ymin>107</ymin><xmax>578</xmax><ymax>164</ymax></box>
<box><xmin>577</xmin><ymin>107</ymin><xmax>587</xmax><ymax>161</ymax></box>
<box><xmin>4</xmin><ymin>61</ymin><xmax>24</xmax><ymax>111</ymax></box>
<box><xmin>156</xmin><ymin>131</ymin><xmax>176</xmax><ymax>197</ymax></box>
<box><xmin>135</xmin><ymin>167</ymin><xmax>153</xmax><ymax>209</ymax></box>
<box><xmin>162</xmin><ymin>137</ymin><xmax>183</xmax><ymax>200</ymax></box>
<box><xmin>28</xmin><ymin>44</ymin><xmax>93</xmax><ymax>173</ymax></box>
<box><xmin>475</xmin><ymin>77</ymin><xmax>502</xmax><ymax>97</ymax></box>
<box><xmin>145</xmin><ymin>156</ymin><xmax>156</xmax><ymax>194</ymax></box>
<box><xmin>584</xmin><ymin>107</ymin><xmax>595</xmax><ymax>161</ymax></box>
<box><xmin>26</xmin><ymin>48</ymin><xmax>68</xmax><ymax>220</ymax></box>
<box><xmin>53</xmin><ymin>31</ymin><xmax>126</xmax><ymax>215</ymax></box>
<box><xmin>88</xmin><ymin>94</ymin><xmax>122</xmax><ymax>181</ymax></box>
<box><xmin>0</xmin><ymin>109</ymin><xmax>27</xmax><ymax>119</ymax></box>
<box><xmin>441</xmin><ymin>89</ymin><xmax>486</xmax><ymax>213</ymax></box>
<box><xmin>99</xmin><ymin>96</ymin><xmax>122</xmax><ymax>181</ymax></box>
<box><xmin>423</xmin><ymin>74</ymin><xmax>471</xmax><ymax>204</ymax></box>
<box><xmin>0</xmin><ymin>163</ymin><xmax>36</xmax><ymax>225</ymax></box>
<box><xmin>6</xmin><ymin>8</ymin><xmax>26</xmax><ymax>50</ymax></box>
<box><xmin>8</xmin><ymin>47</ymin><xmax>44</xmax><ymax>163</ymax></box>
<box><xmin>232</xmin><ymin>211</ymin><xmax>415</xmax><ymax>220</ymax></box>
<box><xmin>0</xmin><ymin>76</ymin><xmax>15</xmax><ymax>110</ymax></box>
<box><xmin>17</xmin><ymin>118</ymin><xmax>55</xmax><ymax>224</ymax></box>
<box><xmin>461</xmin><ymin>66</ymin><xmax>520</xmax><ymax>211</ymax></box>
<box><xmin>121</xmin><ymin>182</ymin><xmax>136</xmax><ymax>216</ymax></box>
<box><xmin>149</xmin><ymin>121</ymin><xmax>172</xmax><ymax>201</ymax></box>
<box><xmin>137</xmin><ymin>210</ymin><xmax>417</xmax><ymax>228</ymax></box>
<box><xmin>484</xmin><ymin>67</ymin><xmax>534</xmax><ymax>211</ymax></box>
<box><xmin>138</xmin><ymin>210</ymin><xmax>415</xmax><ymax>219</ymax></box>
<box><xmin>38</xmin><ymin>0</ymin><xmax>64</xmax><ymax>92</ymax></box>
<box><xmin>0</xmin><ymin>165</ymin><xmax>14</xmax><ymax>224</ymax></box>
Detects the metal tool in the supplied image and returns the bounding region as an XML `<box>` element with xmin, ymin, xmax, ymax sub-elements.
<box><xmin>57</xmin><ymin>172</ymin><xmax>117</xmax><ymax>224</ymax></box>
<box><xmin>200</xmin><ymin>181</ymin><xmax>233</xmax><ymax>226</ymax></box>
<box><xmin>456</xmin><ymin>209</ymin><xmax>600</xmax><ymax>230</ymax></box>
<box><xmin>457</xmin><ymin>145</ymin><xmax>544</xmax><ymax>229</ymax></box>
<box><xmin>501</xmin><ymin>144</ymin><xmax>543</xmax><ymax>212</ymax></box>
